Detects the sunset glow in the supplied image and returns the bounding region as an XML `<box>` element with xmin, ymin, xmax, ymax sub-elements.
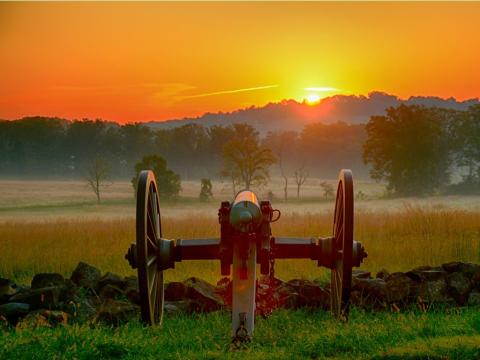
<box><xmin>0</xmin><ymin>2</ymin><xmax>479</xmax><ymax>123</ymax></box>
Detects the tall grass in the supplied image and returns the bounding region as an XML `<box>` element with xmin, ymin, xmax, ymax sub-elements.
<box><xmin>0</xmin><ymin>206</ymin><xmax>479</xmax><ymax>284</ymax></box>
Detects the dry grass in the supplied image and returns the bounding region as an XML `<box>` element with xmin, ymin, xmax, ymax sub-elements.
<box><xmin>1</xmin><ymin>205</ymin><xmax>479</xmax><ymax>285</ymax></box>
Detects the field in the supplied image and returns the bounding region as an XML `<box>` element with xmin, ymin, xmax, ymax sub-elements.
<box><xmin>1</xmin><ymin>178</ymin><xmax>480</xmax><ymax>359</ymax></box>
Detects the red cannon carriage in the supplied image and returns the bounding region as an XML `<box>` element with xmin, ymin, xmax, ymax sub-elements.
<box><xmin>125</xmin><ymin>169</ymin><xmax>367</xmax><ymax>342</ymax></box>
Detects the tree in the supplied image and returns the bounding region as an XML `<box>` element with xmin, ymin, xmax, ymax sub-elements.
<box><xmin>221</xmin><ymin>124</ymin><xmax>276</xmax><ymax>191</ymax></box>
<box><xmin>451</xmin><ymin>105</ymin><xmax>480</xmax><ymax>188</ymax></box>
<box><xmin>263</xmin><ymin>131</ymin><xmax>298</xmax><ymax>201</ymax></box>
<box><xmin>199</xmin><ymin>178</ymin><xmax>213</xmax><ymax>201</ymax></box>
<box><xmin>131</xmin><ymin>155</ymin><xmax>181</xmax><ymax>198</ymax></box>
<box><xmin>363</xmin><ymin>105</ymin><xmax>452</xmax><ymax>196</ymax></box>
<box><xmin>320</xmin><ymin>181</ymin><xmax>334</xmax><ymax>199</ymax></box>
<box><xmin>294</xmin><ymin>165</ymin><xmax>308</xmax><ymax>199</ymax></box>
<box><xmin>86</xmin><ymin>156</ymin><xmax>111</xmax><ymax>202</ymax></box>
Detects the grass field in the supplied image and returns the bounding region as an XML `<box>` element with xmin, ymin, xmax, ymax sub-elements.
<box><xmin>1</xmin><ymin>178</ymin><xmax>480</xmax><ymax>358</ymax></box>
<box><xmin>2</xmin><ymin>308</ymin><xmax>480</xmax><ymax>359</ymax></box>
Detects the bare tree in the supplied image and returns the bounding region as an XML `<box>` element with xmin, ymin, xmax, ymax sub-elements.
<box><xmin>294</xmin><ymin>165</ymin><xmax>308</xmax><ymax>200</ymax></box>
<box><xmin>263</xmin><ymin>131</ymin><xmax>298</xmax><ymax>201</ymax></box>
<box><xmin>86</xmin><ymin>156</ymin><xmax>111</xmax><ymax>203</ymax></box>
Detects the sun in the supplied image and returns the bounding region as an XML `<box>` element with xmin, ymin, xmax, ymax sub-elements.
<box><xmin>305</xmin><ymin>94</ymin><xmax>321</xmax><ymax>105</ymax></box>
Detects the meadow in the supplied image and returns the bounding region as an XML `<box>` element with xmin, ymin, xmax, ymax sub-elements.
<box><xmin>1</xmin><ymin>178</ymin><xmax>480</xmax><ymax>358</ymax></box>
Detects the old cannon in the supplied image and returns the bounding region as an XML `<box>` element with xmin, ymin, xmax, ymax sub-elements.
<box><xmin>125</xmin><ymin>169</ymin><xmax>367</xmax><ymax>341</ymax></box>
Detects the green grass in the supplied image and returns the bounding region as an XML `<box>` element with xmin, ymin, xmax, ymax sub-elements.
<box><xmin>2</xmin><ymin>307</ymin><xmax>480</xmax><ymax>359</ymax></box>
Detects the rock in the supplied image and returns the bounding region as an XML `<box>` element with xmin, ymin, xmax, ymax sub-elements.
<box><xmin>467</xmin><ymin>291</ymin><xmax>480</xmax><ymax>306</ymax></box>
<box><xmin>164</xmin><ymin>300</ymin><xmax>193</xmax><ymax>315</ymax></box>
<box><xmin>31</xmin><ymin>273</ymin><xmax>65</xmax><ymax>289</ymax></box>
<box><xmin>70</xmin><ymin>262</ymin><xmax>101</xmax><ymax>289</ymax></box>
<box><xmin>165</xmin><ymin>282</ymin><xmax>188</xmax><ymax>301</ymax></box>
<box><xmin>8</xmin><ymin>286</ymin><xmax>61</xmax><ymax>310</ymax></box>
<box><xmin>385</xmin><ymin>272</ymin><xmax>417</xmax><ymax>304</ymax></box>
<box><xmin>376</xmin><ymin>269</ymin><xmax>390</xmax><ymax>280</ymax></box>
<box><xmin>352</xmin><ymin>278</ymin><xmax>388</xmax><ymax>309</ymax></box>
<box><xmin>123</xmin><ymin>276</ymin><xmax>140</xmax><ymax>305</ymax></box>
<box><xmin>406</xmin><ymin>269</ymin><xmax>447</xmax><ymax>282</ymax></box>
<box><xmin>59</xmin><ymin>279</ymin><xmax>80</xmax><ymax>302</ymax></box>
<box><xmin>0</xmin><ymin>278</ymin><xmax>17</xmax><ymax>302</ymax></box>
<box><xmin>99</xmin><ymin>284</ymin><xmax>124</xmax><ymax>299</ymax></box>
<box><xmin>64</xmin><ymin>296</ymin><xmax>97</xmax><ymax>322</ymax></box>
<box><xmin>183</xmin><ymin>277</ymin><xmax>224</xmax><ymax>312</ymax></box>
<box><xmin>97</xmin><ymin>272</ymin><xmax>125</xmax><ymax>291</ymax></box>
<box><xmin>417</xmin><ymin>279</ymin><xmax>448</xmax><ymax>303</ymax></box>
<box><xmin>0</xmin><ymin>303</ymin><xmax>30</xmax><ymax>323</ymax></box>
<box><xmin>124</xmin><ymin>287</ymin><xmax>140</xmax><ymax>305</ymax></box>
<box><xmin>286</xmin><ymin>279</ymin><xmax>329</xmax><ymax>309</ymax></box>
<box><xmin>352</xmin><ymin>270</ymin><xmax>372</xmax><ymax>279</ymax></box>
<box><xmin>442</xmin><ymin>262</ymin><xmax>480</xmax><ymax>276</ymax></box>
<box><xmin>94</xmin><ymin>299</ymin><xmax>139</xmax><ymax>326</ymax></box>
<box><xmin>446</xmin><ymin>272</ymin><xmax>471</xmax><ymax>305</ymax></box>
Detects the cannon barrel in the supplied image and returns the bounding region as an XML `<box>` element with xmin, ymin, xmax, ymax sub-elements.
<box><xmin>229</xmin><ymin>190</ymin><xmax>263</xmax><ymax>233</ymax></box>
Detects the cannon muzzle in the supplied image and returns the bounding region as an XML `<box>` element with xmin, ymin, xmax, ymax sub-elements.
<box><xmin>229</xmin><ymin>190</ymin><xmax>263</xmax><ymax>233</ymax></box>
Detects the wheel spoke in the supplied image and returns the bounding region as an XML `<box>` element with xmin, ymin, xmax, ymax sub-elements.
<box><xmin>149</xmin><ymin>267</ymin><xmax>157</xmax><ymax>297</ymax></box>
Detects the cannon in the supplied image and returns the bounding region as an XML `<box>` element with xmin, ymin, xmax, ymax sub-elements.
<box><xmin>125</xmin><ymin>169</ymin><xmax>367</xmax><ymax>342</ymax></box>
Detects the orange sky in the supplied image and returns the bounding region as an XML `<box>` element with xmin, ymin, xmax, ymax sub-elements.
<box><xmin>1</xmin><ymin>2</ymin><xmax>479</xmax><ymax>123</ymax></box>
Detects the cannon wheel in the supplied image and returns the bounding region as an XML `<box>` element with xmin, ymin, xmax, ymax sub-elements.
<box><xmin>136</xmin><ymin>170</ymin><xmax>164</xmax><ymax>325</ymax></box>
<box><xmin>330</xmin><ymin>169</ymin><xmax>354</xmax><ymax>321</ymax></box>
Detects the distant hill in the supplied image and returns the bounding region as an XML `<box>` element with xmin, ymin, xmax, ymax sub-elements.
<box><xmin>146</xmin><ymin>92</ymin><xmax>479</xmax><ymax>134</ymax></box>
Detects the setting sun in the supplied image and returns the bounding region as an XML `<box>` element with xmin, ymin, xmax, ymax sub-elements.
<box><xmin>306</xmin><ymin>94</ymin><xmax>321</xmax><ymax>105</ymax></box>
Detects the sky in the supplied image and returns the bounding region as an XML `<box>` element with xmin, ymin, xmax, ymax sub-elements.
<box><xmin>0</xmin><ymin>2</ymin><xmax>479</xmax><ymax>123</ymax></box>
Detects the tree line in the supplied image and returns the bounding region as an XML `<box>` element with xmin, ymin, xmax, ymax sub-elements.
<box><xmin>1</xmin><ymin>103</ymin><xmax>478</xmax><ymax>198</ymax></box>
<box><xmin>0</xmin><ymin>117</ymin><xmax>366</xmax><ymax>180</ymax></box>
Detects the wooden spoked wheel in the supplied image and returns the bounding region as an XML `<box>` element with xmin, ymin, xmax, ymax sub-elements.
<box><xmin>136</xmin><ymin>170</ymin><xmax>164</xmax><ymax>325</ymax></box>
<box><xmin>330</xmin><ymin>169</ymin><xmax>354</xmax><ymax>321</ymax></box>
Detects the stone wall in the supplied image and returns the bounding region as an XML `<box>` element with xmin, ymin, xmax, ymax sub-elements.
<box><xmin>1</xmin><ymin>261</ymin><xmax>479</xmax><ymax>328</ymax></box>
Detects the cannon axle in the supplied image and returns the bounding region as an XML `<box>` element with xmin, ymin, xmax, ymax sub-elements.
<box><xmin>126</xmin><ymin>169</ymin><xmax>367</xmax><ymax>339</ymax></box>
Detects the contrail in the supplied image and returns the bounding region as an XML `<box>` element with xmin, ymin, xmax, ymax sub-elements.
<box><xmin>180</xmin><ymin>85</ymin><xmax>279</xmax><ymax>99</ymax></box>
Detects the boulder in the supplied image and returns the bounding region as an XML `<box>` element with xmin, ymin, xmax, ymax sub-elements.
<box><xmin>165</xmin><ymin>282</ymin><xmax>188</xmax><ymax>301</ymax></box>
<box><xmin>8</xmin><ymin>286</ymin><xmax>61</xmax><ymax>310</ymax></box>
<box><xmin>164</xmin><ymin>300</ymin><xmax>194</xmax><ymax>315</ymax></box>
<box><xmin>416</xmin><ymin>279</ymin><xmax>448</xmax><ymax>304</ymax></box>
<box><xmin>385</xmin><ymin>272</ymin><xmax>417</xmax><ymax>304</ymax></box>
<box><xmin>123</xmin><ymin>276</ymin><xmax>140</xmax><ymax>305</ymax></box>
<box><xmin>0</xmin><ymin>278</ymin><xmax>17</xmax><ymax>302</ymax></box>
<box><xmin>59</xmin><ymin>279</ymin><xmax>80</xmax><ymax>303</ymax></box>
<box><xmin>183</xmin><ymin>277</ymin><xmax>224</xmax><ymax>312</ymax></box>
<box><xmin>352</xmin><ymin>270</ymin><xmax>372</xmax><ymax>279</ymax></box>
<box><xmin>286</xmin><ymin>279</ymin><xmax>329</xmax><ymax>309</ymax></box>
<box><xmin>93</xmin><ymin>299</ymin><xmax>139</xmax><ymax>326</ymax></box>
<box><xmin>351</xmin><ymin>278</ymin><xmax>388</xmax><ymax>309</ymax></box>
<box><xmin>99</xmin><ymin>284</ymin><xmax>124</xmax><ymax>299</ymax></box>
<box><xmin>406</xmin><ymin>269</ymin><xmax>447</xmax><ymax>282</ymax></box>
<box><xmin>97</xmin><ymin>272</ymin><xmax>126</xmax><ymax>291</ymax></box>
<box><xmin>31</xmin><ymin>273</ymin><xmax>65</xmax><ymax>289</ymax></box>
<box><xmin>70</xmin><ymin>262</ymin><xmax>101</xmax><ymax>289</ymax></box>
<box><xmin>446</xmin><ymin>272</ymin><xmax>471</xmax><ymax>305</ymax></box>
<box><xmin>376</xmin><ymin>269</ymin><xmax>390</xmax><ymax>280</ymax></box>
<box><xmin>0</xmin><ymin>303</ymin><xmax>30</xmax><ymax>323</ymax></box>
<box><xmin>442</xmin><ymin>262</ymin><xmax>480</xmax><ymax>276</ymax></box>
<box><xmin>63</xmin><ymin>296</ymin><xmax>97</xmax><ymax>322</ymax></box>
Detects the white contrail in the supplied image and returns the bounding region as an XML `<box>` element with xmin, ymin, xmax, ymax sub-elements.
<box><xmin>180</xmin><ymin>85</ymin><xmax>279</xmax><ymax>99</ymax></box>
